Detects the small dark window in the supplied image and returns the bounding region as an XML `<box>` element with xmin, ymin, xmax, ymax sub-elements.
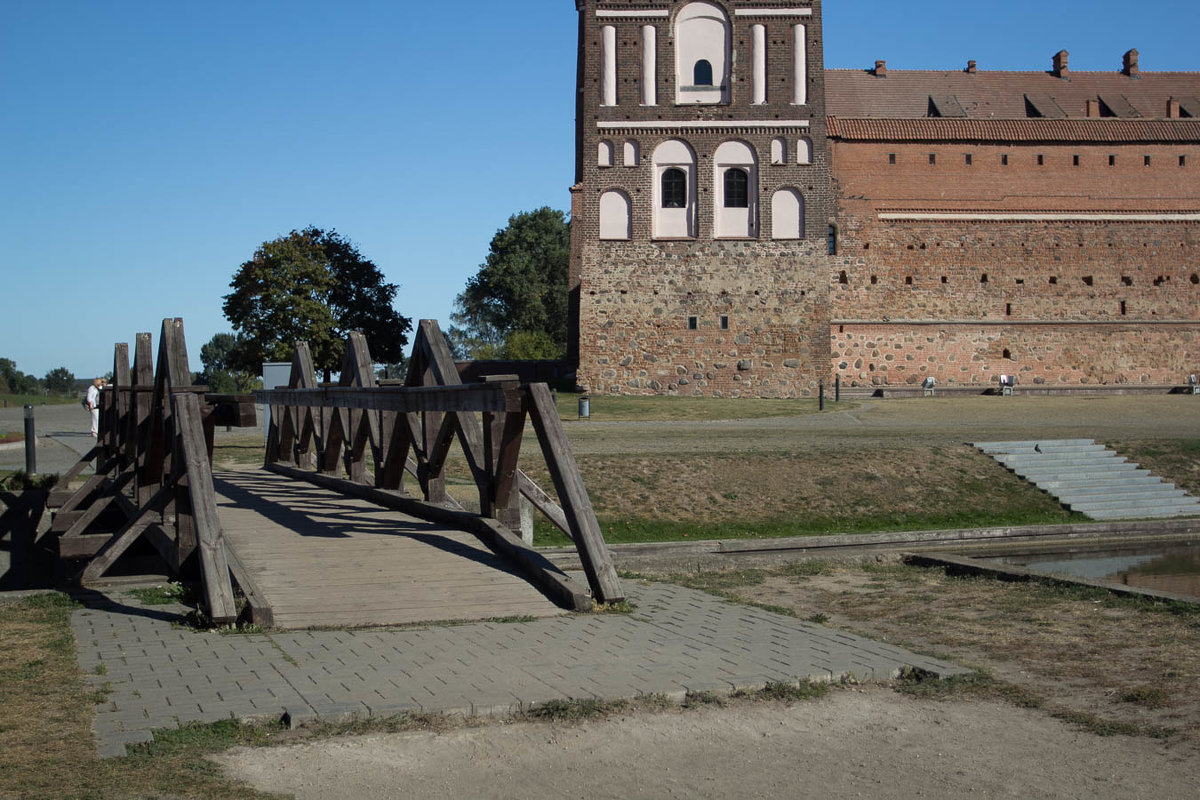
<box><xmin>1015</xmin><ymin>278</ymin><xmax>1024</xmax><ymax>285</ymax></box>
<box><xmin>687</xmin><ymin>316</ymin><xmax>698</xmax><ymax>330</ymax></box>
<box><xmin>1120</xmin><ymin>300</ymin><xmax>1127</xmax><ymax>315</ymax></box>
<box><xmin>1181</xmin><ymin>155</ymin><xmax>1188</xmax><ymax>167</ymax></box>
<box><xmin>827</xmin><ymin>225</ymin><xmax>838</xmax><ymax>255</ymax></box>
<box><xmin>941</xmin><ymin>276</ymin><xmax>948</xmax><ymax>284</ymax></box>
<box><xmin>1005</xmin><ymin>303</ymin><xmax>1012</xmax><ymax>316</ymax></box>
<box><xmin>870</xmin><ymin>275</ymin><xmax>878</xmax><ymax>285</ymax></box>
<box><xmin>1121</xmin><ymin>276</ymin><xmax>1132</xmax><ymax>286</ymax></box>
<box><xmin>1191</xmin><ymin>274</ymin><xmax>1199</xmax><ymax>285</ymax></box>
<box><xmin>905</xmin><ymin>276</ymin><xmax>913</xmax><ymax>285</ymax></box>
<box><xmin>1049</xmin><ymin>276</ymin><xmax>1058</xmax><ymax>285</ymax></box>
<box><xmin>1073</xmin><ymin>155</ymin><xmax>1080</xmax><ymax>166</ymax></box>
<box><xmin>929</xmin><ymin>153</ymin><xmax>936</xmax><ymax>165</ymax></box>
<box><xmin>980</xmin><ymin>273</ymin><xmax>989</xmax><ymax>284</ymax></box>
<box><xmin>719</xmin><ymin>315</ymin><xmax>729</xmax><ymax>330</ymax></box>
<box><xmin>1002</xmin><ymin>348</ymin><xmax>1012</xmax><ymax>359</ymax></box>
<box><xmin>965</xmin><ymin>153</ymin><xmax>973</xmax><ymax>165</ymax></box>
<box><xmin>838</xmin><ymin>270</ymin><xmax>848</xmax><ymax>285</ymax></box>
<box><xmin>1109</xmin><ymin>155</ymin><xmax>1116</xmax><ymax>166</ymax></box>
<box><xmin>888</xmin><ymin>153</ymin><xmax>897</xmax><ymax>165</ymax></box>
<box><xmin>1083</xmin><ymin>275</ymin><xmax>1094</xmax><ymax>286</ymax></box>
<box><xmin>723</xmin><ymin>168</ymin><xmax>749</xmax><ymax>208</ymax></box>
<box><xmin>693</xmin><ymin>59</ymin><xmax>713</xmax><ymax>86</ymax></box>
<box><xmin>1001</xmin><ymin>154</ymin><xmax>1009</xmax><ymax>166</ymax></box>
<box><xmin>661</xmin><ymin>168</ymin><xmax>686</xmax><ymax>208</ymax></box>
<box><xmin>1144</xmin><ymin>155</ymin><xmax>1152</xmax><ymax>167</ymax></box>
<box><xmin>1037</xmin><ymin>154</ymin><xmax>1044</xmax><ymax>166</ymax></box>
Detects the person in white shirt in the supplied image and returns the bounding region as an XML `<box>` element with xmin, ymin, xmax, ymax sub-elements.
<box><xmin>86</xmin><ymin>378</ymin><xmax>104</xmax><ymax>437</ymax></box>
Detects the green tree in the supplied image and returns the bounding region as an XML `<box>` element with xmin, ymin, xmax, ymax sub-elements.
<box><xmin>0</xmin><ymin>358</ymin><xmax>40</xmax><ymax>396</ymax></box>
<box><xmin>450</xmin><ymin>207</ymin><xmax>569</xmax><ymax>360</ymax></box>
<box><xmin>198</xmin><ymin>333</ymin><xmax>260</xmax><ymax>394</ymax></box>
<box><xmin>223</xmin><ymin>227</ymin><xmax>412</xmax><ymax>375</ymax></box>
<box><xmin>43</xmin><ymin>367</ymin><xmax>76</xmax><ymax>395</ymax></box>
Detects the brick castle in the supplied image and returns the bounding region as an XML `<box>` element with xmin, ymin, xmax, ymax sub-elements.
<box><xmin>568</xmin><ymin>0</ymin><xmax>1200</xmax><ymax>395</ymax></box>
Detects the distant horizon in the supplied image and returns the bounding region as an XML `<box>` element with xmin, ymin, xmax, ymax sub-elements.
<box><xmin>1</xmin><ymin>0</ymin><xmax>1192</xmax><ymax>379</ymax></box>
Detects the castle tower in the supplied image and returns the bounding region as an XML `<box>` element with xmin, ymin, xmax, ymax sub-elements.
<box><xmin>570</xmin><ymin>1</ymin><xmax>832</xmax><ymax>397</ymax></box>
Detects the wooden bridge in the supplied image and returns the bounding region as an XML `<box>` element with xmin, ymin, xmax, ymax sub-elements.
<box><xmin>48</xmin><ymin>318</ymin><xmax>623</xmax><ymax>628</ymax></box>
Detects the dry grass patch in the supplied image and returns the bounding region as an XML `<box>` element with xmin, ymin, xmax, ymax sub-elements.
<box><xmin>651</xmin><ymin>561</ymin><xmax>1200</xmax><ymax>747</ymax></box>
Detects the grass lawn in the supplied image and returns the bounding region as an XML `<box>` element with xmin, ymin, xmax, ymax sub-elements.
<box><xmin>0</xmin><ymin>393</ymin><xmax>77</xmax><ymax>409</ymax></box>
<box><xmin>552</xmin><ymin>391</ymin><xmax>834</xmax><ymax>422</ymax></box>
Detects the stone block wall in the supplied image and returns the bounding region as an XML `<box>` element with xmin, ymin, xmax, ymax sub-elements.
<box><xmin>576</xmin><ymin>239</ymin><xmax>831</xmax><ymax>396</ymax></box>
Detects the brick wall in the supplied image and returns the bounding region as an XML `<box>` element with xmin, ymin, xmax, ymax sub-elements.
<box><xmin>830</xmin><ymin>139</ymin><xmax>1200</xmax><ymax>385</ymax></box>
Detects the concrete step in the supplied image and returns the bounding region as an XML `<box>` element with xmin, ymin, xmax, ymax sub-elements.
<box><xmin>974</xmin><ymin>439</ymin><xmax>1095</xmax><ymax>452</ymax></box>
<box><xmin>974</xmin><ymin>438</ymin><xmax>1200</xmax><ymax>522</ymax></box>
<box><xmin>1036</xmin><ymin>475</ymin><xmax>1165</xmax><ymax>491</ymax></box>
<box><xmin>999</xmin><ymin>454</ymin><xmax>1127</xmax><ymax>470</ymax></box>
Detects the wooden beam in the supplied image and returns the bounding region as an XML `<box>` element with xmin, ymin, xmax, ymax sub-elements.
<box><xmin>223</xmin><ymin>542</ymin><xmax>274</xmax><ymax>628</ymax></box>
<box><xmin>517</xmin><ymin>471</ymin><xmax>572</xmax><ymax>540</ymax></box>
<box><xmin>526</xmin><ymin>383</ymin><xmax>624</xmax><ymax>604</ymax></box>
<box><xmin>79</xmin><ymin>485</ymin><xmax>172</xmax><ymax>584</ymax></box>
<box><xmin>174</xmin><ymin>393</ymin><xmax>237</xmax><ymax>624</ymax></box>
<box><xmin>256</xmin><ymin>384</ymin><xmax>510</xmax><ymax>414</ymax></box>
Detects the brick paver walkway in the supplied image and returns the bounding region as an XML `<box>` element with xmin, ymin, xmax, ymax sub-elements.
<box><xmin>73</xmin><ymin>580</ymin><xmax>965</xmax><ymax>758</ymax></box>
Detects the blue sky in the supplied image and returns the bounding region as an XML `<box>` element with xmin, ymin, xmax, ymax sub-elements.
<box><xmin>1</xmin><ymin>0</ymin><xmax>1193</xmax><ymax>378</ymax></box>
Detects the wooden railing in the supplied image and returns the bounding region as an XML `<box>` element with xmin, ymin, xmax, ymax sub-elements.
<box><xmin>259</xmin><ymin>320</ymin><xmax>625</xmax><ymax>608</ymax></box>
<box><xmin>49</xmin><ymin>318</ymin><xmax>254</xmax><ymax>623</ymax></box>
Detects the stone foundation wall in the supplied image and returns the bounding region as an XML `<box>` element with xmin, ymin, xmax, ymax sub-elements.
<box><xmin>577</xmin><ymin>239</ymin><xmax>831</xmax><ymax>397</ymax></box>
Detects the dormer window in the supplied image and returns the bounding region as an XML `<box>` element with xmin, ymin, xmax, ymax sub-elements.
<box><xmin>693</xmin><ymin>60</ymin><xmax>714</xmax><ymax>86</ymax></box>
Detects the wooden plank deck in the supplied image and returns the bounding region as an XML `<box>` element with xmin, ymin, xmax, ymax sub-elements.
<box><xmin>212</xmin><ymin>469</ymin><xmax>566</xmax><ymax>629</ymax></box>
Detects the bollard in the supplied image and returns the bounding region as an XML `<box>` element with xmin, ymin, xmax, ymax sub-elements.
<box><xmin>835</xmin><ymin>374</ymin><xmax>840</xmax><ymax>403</ymax></box>
<box><xmin>818</xmin><ymin>381</ymin><xmax>825</xmax><ymax>412</ymax></box>
<box><xmin>23</xmin><ymin>404</ymin><xmax>36</xmax><ymax>475</ymax></box>
<box><xmin>578</xmin><ymin>396</ymin><xmax>590</xmax><ymax>419</ymax></box>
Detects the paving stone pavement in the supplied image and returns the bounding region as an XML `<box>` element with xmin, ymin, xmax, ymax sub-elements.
<box><xmin>72</xmin><ymin>579</ymin><xmax>966</xmax><ymax>758</ymax></box>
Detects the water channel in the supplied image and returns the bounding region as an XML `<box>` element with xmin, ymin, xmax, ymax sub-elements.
<box><xmin>988</xmin><ymin>540</ymin><xmax>1200</xmax><ymax>600</ymax></box>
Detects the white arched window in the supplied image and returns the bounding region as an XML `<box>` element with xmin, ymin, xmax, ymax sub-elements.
<box><xmin>623</xmin><ymin>140</ymin><xmax>640</xmax><ymax>167</ymax></box>
<box><xmin>598</xmin><ymin>140</ymin><xmax>614</xmax><ymax>167</ymax></box>
<box><xmin>771</xmin><ymin>188</ymin><xmax>805</xmax><ymax>240</ymax></box>
<box><xmin>674</xmin><ymin>2</ymin><xmax>730</xmax><ymax>105</ymax></box>
<box><xmin>599</xmin><ymin>190</ymin><xmax>632</xmax><ymax>240</ymax></box>
<box><xmin>771</xmin><ymin>137</ymin><xmax>787</xmax><ymax>165</ymax></box>
<box><xmin>797</xmin><ymin>137</ymin><xmax>813</xmax><ymax>165</ymax></box>
<box><xmin>653</xmin><ymin>139</ymin><xmax>697</xmax><ymax>238</ymax></box>
<box><xmin>714</xmin><ymin>140</ymin><xmax>758</xmax><ymax>238</ymax></box>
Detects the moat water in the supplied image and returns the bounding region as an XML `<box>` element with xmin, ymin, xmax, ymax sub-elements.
<box><xmin>990</xmin><ymin>541</ymin><xmax>1200</xmax><ymax>600</ymax></box>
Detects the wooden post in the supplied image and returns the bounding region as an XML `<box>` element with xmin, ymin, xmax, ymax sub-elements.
<box><xmin>173</xmin><ymin>393</ymin><xmax>237</xmax><ymax>624</ymax></box>
<box><xmin>526</xmin><ymin>383</ymin><xmax>624</xmax><ymax>603</ymax></box>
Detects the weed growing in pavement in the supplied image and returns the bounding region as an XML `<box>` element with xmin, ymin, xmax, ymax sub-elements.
<box><xmin>1116</xmin><ymin>685</ymin><xmax>1172</xmax><ymax>709</ymax></box>
<box><xmin>128</xmin><ymin>582</ymin><xmax>191</xmax><ymax>606</ymax></box>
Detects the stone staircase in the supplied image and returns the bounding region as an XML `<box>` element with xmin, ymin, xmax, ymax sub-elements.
<box><xmin>973</xmin><ymin>439</ymin><xmax>1200</xmax><ymax>521</ymax></box>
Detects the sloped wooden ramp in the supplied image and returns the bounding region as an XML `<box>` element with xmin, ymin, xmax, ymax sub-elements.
<box><xmin>214</xmin><ymin>469</ymin><xmax>565</xmax><ymax>629</ymax></box>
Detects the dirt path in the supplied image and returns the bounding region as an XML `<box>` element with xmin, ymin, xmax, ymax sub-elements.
<box><xmin>215</xmin><ymin>688</ymin><xmax>1198</xmax><ymax>799</ymax></box>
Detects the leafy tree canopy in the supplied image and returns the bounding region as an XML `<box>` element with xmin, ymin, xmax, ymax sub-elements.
<box><xmin>223</xmin><ymin>227</ymin><xmax>412</xmax><ymax>374</ymax></box>
<box><xmin>449</xmin><ymin>207</ymin><xmax>569</xmax><ymax>360</ymax></box>
<box><xmin>43</xmin><ymin>367</ymin><xmax>76</xmax><ymax>395</ymax></box>
<box><xmin>0</xmin><ymin>358</ymin><xmax>42</xmax><ymax>396</ymax></box>
<box><xmin>199</xmin><ymin>333</ymin><xmax>261</xmax><ymax>394</ymax></box>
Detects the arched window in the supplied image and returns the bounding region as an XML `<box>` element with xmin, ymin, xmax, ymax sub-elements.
<box><xmin>599</xmin><ymin>190</ymin><xmax>632</xmax><ymax>240</ymax></box>
<box><xmin>661</xmin><ymin>168</ymin><xmax>687</xmax><ymax>208</ymax></box>
<box><xmin>771</xmin><ymin>189</ymin><xmax>805</xmax><ymax>239</ymax></box>
<box><xmin>796</xmin><ymin>137</ymin><xmax>813</xmax><ymax>165</ymax></box>
<box><xmin>598</xmin><ymin>140</ymin><xmax>614</xmax><ymax>167</ymax></box>
<box><xmin>828</xmin><ymin>224</ymin><xmax>839</xmax><ymax>255</ymax></box>
<box><xmin>723</xmin><ymin>168</ymin><xmax>748</xmax><ymax>208</ymax></box>
<box><xmin>653</xmin><ymin>139</ymin><xmax>697</xmax><ymax>238</ymax></box>
<box><xmin>674</xmin><ymin>1</ymin><xmax>730</xmax><ymax>105</ymax></box>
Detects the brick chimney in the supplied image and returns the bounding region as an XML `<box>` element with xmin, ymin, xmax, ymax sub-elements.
<box><xmin>966</xmin><ymin>60</ymin><xmax>977</xmax><ymax>74</ymax></box>
<box><xmin>1123</xmin><ymin>48</ymin><xmax>1140</xmax><ymax>78</ymax></box>
<box><xmin>874</xmin><ymin>59</ymin><xmax>887</xmax><ymax>77</ymax></box>
<box><xmin>1167</xmin><ymin>97</ymin><xmax>1182</xmax><ymax>118</ymax></box>
<box><xmin>1052</xmin><ymin>50</ymin><xmax>1070</xmax><ymax>79</ymax></box>
<box><xmin>1086</xmin><ymin>99</ymin><xmax>1101</xmax><ymax>118</ymax></box>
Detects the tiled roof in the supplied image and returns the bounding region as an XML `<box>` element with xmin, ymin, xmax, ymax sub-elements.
<box><xmin>825</xmin><ymin>68</ymin><xmax>1200</xmax><ymax>120</ymax></box>
<box><xmin>826</xmin><ymin>117</ymin><xmax>1200</xmax><ymax>143</ymax></box>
